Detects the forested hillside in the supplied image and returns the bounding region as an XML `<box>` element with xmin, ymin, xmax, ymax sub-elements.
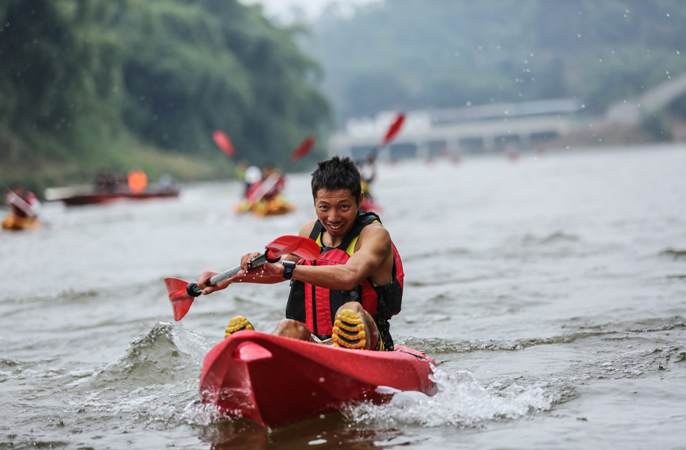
<box><xmin>312</xmin><ymin>0</ymin><xmax>686</xmax><ymax>124</ymax></box>
<box><xmin>0</xmin><ymin>0</ymin><xmax>331</xmax><ymax>190</ymax></box>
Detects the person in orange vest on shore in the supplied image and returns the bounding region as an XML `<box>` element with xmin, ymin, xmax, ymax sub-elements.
<box><xmin>127</xmin><ymin>170</ymin><xmax>148</xmax><ymax>194</ymax></box>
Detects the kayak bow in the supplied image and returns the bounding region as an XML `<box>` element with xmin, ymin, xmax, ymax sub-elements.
<box><xmin>199</xmin><ymin>331</ymin><xmax>437</xmax><ymax>428</ymax></box>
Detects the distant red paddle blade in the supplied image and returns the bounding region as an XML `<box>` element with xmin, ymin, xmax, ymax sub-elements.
<box><xmin>290</xmin><ymin>136</ymin><xmax>315</xmax><ymax>162</ymax></box>
<box><xmin>213</xmin><ymin>130</ymin><xmax>237</xmax><ymax>158</ymax></box>
<box><xmin>266</xmin><ymin>235</ymin><xmax>320</xmax><ymax>260</ymax></box>
<box><xmin>382</xmin><ymin>113</ymin><xmax>405</xmax><ymax>144</ymax></box>
<box><xmin>164</xmin><ymin>277</ymin><xmax>194</xmax><ymax>321</ymax></box>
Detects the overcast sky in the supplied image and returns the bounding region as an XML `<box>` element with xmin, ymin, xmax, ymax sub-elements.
<box><xmin>241</xmin><ymin>0</ymin><xmax>382</xmax><ymax>22</ymax></box>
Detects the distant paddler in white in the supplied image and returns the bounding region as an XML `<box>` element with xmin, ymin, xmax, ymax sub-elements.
<box><xmin>235</xmin><ymin>163</ymin><xmax>295</xmax><ymax>216</ymax></box>
<box><xmin>253</xmin><ymin>163</ymin><xmax>295</xmax><ymax>216</ymax></box>
<box><xmin>356</xmin><ymin>154</ymin><xmax>376</xmax><ymax>202</ymax></box>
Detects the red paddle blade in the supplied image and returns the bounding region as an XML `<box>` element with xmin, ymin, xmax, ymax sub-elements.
<box><xmin>213</xmin><ymin>130</ymin><xmax>237</xmax><ymax>158</ymax></box>
<box><xmin>290</xmin><ymin>135</ymin><xmax>315</xmax><ymax>162</ymax></box>
<box><xmin>382</xmin><ymin>112</ymin><xmax>405</xmax><ymax>145</ymax></box>
<box><xmin>266</xmin><ymin>235</ymin><xmax>320</xmax><ymax>260</ymax></box>
<box><xmin>165</xmin><ymin>277</ymin><xmax>194</xmax><ymax>321</ymax></box>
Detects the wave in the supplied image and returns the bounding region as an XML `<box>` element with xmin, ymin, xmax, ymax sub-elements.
<box><xmin>660</xmin><ymin>249</ymin><xmax>686</xmax><ymax>261</ymax></box>
<box><xmin>71</xmin><ymin>323</ymin><xmax>205</xmax><ymax>397</ymax></box>
<box><xmin>65</xmin><ymin>323</ymin><xmax>233</xmax><ymax>431</ymax></box>
<box><xmin>521</xmin><ymin>231</ymin><xmax>580</xmax><ymax>246</ymax></box>
<box><xmin>400</xmin><ymin>317</ymin><xmax>686</xmax><ymax>355</ymax></box>
<box><xmin>403</xmin><ymin>247</ymin><xmax>471</xmax><ymax>263</ymax></box>
<box><xmin>0</xmin><ymin>287</ymin><xmax>99</xmax><ymax>307</ymax></box>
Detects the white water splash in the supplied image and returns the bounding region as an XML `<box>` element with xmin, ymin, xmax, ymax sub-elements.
<box><xmin>171</xmin><ymin>321</ymin><xmax>213</xmax><ymax>366</ymax></box>
<box><xmin>180</xmin><ymin>399</ymin><xmax>230</xmax><ymax>427</ymax></box>
<box><xmin>347</xmin><ymin>368</ymin><xmax>557</xmax><ymax>428</ymax></box>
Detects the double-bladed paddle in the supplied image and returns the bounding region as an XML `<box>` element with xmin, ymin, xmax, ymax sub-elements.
<box><xmin>247</xmin><ymin>135</ymin><xmax>316</xmax><ymax>205</ymax></box>
<box><xmin>164</xmin><ymin>235</ymin><xmax>320</xmax><ymax>321</ymax></box>
<box><xmin>368</xmin><ymin>112</ymin><xmax>406</xmax><ymax>161</ymax></box>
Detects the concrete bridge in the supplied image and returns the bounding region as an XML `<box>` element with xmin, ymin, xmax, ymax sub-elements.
<box><xmin>331</xmin><ymin>73</ymin><xmax>686</xmax><ymax>160</ymax></box>
<box><xmin>330</xmin><ymin>99</ymin><xmax>582</xmax><ymax>160</ymax></box>
<box><xmin>606</xmin><ymin>72</ymin><xmax>686</xmax><ymax>125</ymax></box>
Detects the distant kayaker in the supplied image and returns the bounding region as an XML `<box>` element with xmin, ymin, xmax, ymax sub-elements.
<box><xmin>198</xmin><ymin>156</ymin><xmax>403</xmax><ymax>351</ymax></box>
<box><xmin>95</xmin><ymin>172</ymin><xmax>119</xmax><ymax>193</ymax></box>
<box><xmin>357</xmin><ymin>155</ymin><xmax>376</xmax><ymax>202</ymax></box>
<box><xmin>252</xmin><ymin>163</ymin><xmax>286</xmax><ymax>202</ymax></box>
<box><xmin>2</xmin><ymin>184</ymin><xmax>41</xmax><ymax>230</ymax></box>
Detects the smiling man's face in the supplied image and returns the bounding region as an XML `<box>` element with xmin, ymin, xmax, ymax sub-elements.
<box><xmin>314</xmin><ymin>188</ymin><xmax>361</xmax><ymax>238</ymax></box>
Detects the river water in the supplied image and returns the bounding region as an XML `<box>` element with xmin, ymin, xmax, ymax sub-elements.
<box><xmin>1</xmin><ymin>145</ymin><xmax>686</xmax><ymax>449</ymax></box>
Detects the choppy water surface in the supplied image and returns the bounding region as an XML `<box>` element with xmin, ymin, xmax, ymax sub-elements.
<box><xmin>1</xmin><ymin>145</ymin><xmax>686</xmax><ymax>449</ymax></box>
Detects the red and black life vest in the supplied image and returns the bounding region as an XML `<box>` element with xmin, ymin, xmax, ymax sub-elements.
<box><xmin>286</xmin><ymin>211</ymin><xmax>404</xmax><ymax>350</ymax></box>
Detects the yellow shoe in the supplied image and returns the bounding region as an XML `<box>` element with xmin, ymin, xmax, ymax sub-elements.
<box><xmin>225</xmin><ymin>316</ymin><xmax>254</xmax><ymax>339</ymax></box>
<box><xmin>332</xmin><ymin>309</ymin><xmax>366</xmax><ymax>349</ymax></box>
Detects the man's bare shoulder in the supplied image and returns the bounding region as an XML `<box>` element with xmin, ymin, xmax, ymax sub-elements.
<box><xmin>298</xmin><ymin>220</ymin><xmax>318</xmax><ymax>238</ymax></box>
<box><xmin>357</xmin><ymin>222</ymin><xmax>391</xmax><ymax>251</ymax></box>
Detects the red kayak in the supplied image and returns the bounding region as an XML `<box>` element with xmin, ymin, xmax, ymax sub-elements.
<box><xmin>59</xmin><ymin>189</ymin><xmax>179</xmax><ymax>206</ymax></box>
<box><xmin>45</xmin><ymin>185</ymin><xmax>179</xmax><ymax>206</ymax></box>
<box><xmin>199</xmin><ymin>331</ymin><xmax>437</xmax><ymax>428</ymax></box>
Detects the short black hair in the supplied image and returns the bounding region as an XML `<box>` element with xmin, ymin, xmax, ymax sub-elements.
<box><xmin>311</xmin><ymin>156</ymin><xmax>361</xmax><ymax>200</ymax></box>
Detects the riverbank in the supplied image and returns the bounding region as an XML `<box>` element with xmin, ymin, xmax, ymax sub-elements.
<box><xmin>0</xmin><ymin>137</ymin><xmax>232</xmax><ymax>199</ymax></box>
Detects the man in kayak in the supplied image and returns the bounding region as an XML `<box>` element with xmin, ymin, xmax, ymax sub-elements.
<box><xmin>197</xmin><ymin>156</ymin><xmax>404</xmax><ymax>351</ymax></box>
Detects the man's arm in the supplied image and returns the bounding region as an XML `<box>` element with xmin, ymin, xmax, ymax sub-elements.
<box><xmin>197</xmin><ymin>220</ymin><xmax>317</xmax><ymax>294</ymax></box>
<box><xmin>289</xmin><ymin>224</ymin><xmax>392</xmax><ymax>290</ymax></box>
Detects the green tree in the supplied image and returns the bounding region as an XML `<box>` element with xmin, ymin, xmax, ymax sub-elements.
<box><xmin>0</xmin><ymin>0</ymin><xmax>331</xmax><ymax>190</ymax></box>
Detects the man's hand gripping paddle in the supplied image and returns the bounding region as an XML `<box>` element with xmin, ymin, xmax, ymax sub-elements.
<box><xmin>164</xmin><ymin>235</ymin><xmax>320</xmax><ymax>321</ymax></box>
